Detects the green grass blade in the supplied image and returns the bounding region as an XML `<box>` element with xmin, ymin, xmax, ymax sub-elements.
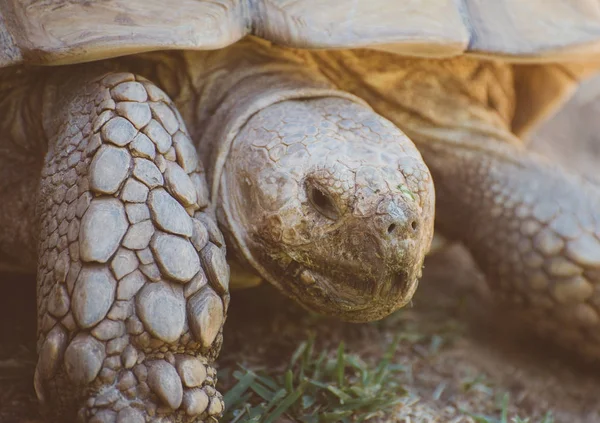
<box><xmin>263</xmin><ymin>383</ymin><xmax>307</xmax><ymax>423</ymax></box>
<box><xmin>336</xmin><ymin>342</ymin><xmax>345</xmax><ymax>388</ymax></box>
<box><xmin>500</xmin><ymin>393</ymin><xmax>509</xmax><ymax>423</ymax></box>
<box><xmin>223</xmin><ymin>372</ymin><xmax>257</xmax><ymax>412</ymax></box>
<box><xmin>249</xmin><ymin>381</ymin><xmax>277</xmax><ymax>402</ymax></box>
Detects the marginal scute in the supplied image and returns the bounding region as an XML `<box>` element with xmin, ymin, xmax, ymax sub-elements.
<box><xmin>187</xmin><ymin>287</ymin><xmax>224</xmax><ymax>348</ymax></box>
<box><xmin>147</xmin><ymin>360</ymin><xmax>183</xmax><ymax>410</ymax></box>
<box><xmin>89</xmin><ymin>145</ymin><xmax>132</xmax><ymax>194</ymax></box>
<box><xmin>64</xmin><ymin>333</ymin><xmax>106</xmax><ymax>385</ymax></box>
<box><xmin>80</xmin><ymin>199</ymin><xmax>129</xmax><ymax>263</ymax></box>
<box><xmin>72</xmin><ymin>266</ymin><xmax>117</xmax><ymax>328</ymax></box>
<box><xmin>136</xmin><ymin>281</ymin><xmax>186</xmax><ymax>343</ymax></box>
<box><xmin>151</xmin><ymin>232</ymin><xmax>200</xmax><ymax>282</ymax></box>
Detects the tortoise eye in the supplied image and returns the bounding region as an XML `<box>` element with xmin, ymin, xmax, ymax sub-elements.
<box><xmin>307</xmin><ymin>184</ymin><xmax>339</xmax><ymax>220</ymax></box>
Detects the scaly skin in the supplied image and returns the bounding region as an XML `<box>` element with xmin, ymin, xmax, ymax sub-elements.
<box><xmin>0</xmin><ymin>39</ymin><xmax>435</xmax><ymax>421</ymax></box>
<box><xmin>34</xmin><ymin>70</ymin><xmax>228</xmax><ymax>422</ymax></box>
<box><xmin>312</xmin><ymin>48</ymin><xmax>600</xmax><ymax>359</ymax></box>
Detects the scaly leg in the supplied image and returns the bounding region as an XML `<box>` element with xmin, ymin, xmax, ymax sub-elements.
<box><xmin>35</xmin><ymin>70</ymin><xmax>228</xmax><ymax>421</ymax></box>
<box><xmin>415</xmin><ymin>132</ymin><xmax>600</xmax><ymax>358</ymax></box>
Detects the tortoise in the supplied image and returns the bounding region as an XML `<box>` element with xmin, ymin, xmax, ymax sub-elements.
<box><xmin>2</xmin><ymin>0</ymin><xmax>600</xmax><ymax>422</ymax></box>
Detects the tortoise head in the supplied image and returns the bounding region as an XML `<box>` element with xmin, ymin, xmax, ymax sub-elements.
<box><xmin>218</xmin><ymin>97</ymin><xmax>435</xmax><ymax>322</ymax></box>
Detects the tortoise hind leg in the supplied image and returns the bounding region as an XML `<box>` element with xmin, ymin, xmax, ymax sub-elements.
<box><xmin>35</xmin><ymin>71</ymin><xmax>228</xmax><ymax>422</ymax></box>
<box><xmin>416</xmin><ymin>133</ymin><xmax>600</xmax><ymax>359</ymax></box>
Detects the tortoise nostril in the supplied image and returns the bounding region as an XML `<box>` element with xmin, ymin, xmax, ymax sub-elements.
<box><xmin>387</xmin><ymin>224</ymin><xmax>396</xmax><ymax>234</ymax></box>
<box><xmin>411</xmin><ymin>220</ymin><xmax>418</xmax><ymax>231</ymax></box>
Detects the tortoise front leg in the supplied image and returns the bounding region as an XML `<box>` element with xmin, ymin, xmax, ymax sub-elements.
<box><xmin>416</xmin><ymin>132</ymin><xmax>600</xmax><ymax>358</ymax></box>
<box><xmin>35</xmin><ymin>71</ymin><xmax>227</xmax><ymax>422</ymax></box>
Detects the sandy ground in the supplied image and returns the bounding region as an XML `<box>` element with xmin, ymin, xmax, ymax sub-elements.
<box><xmin>2</xmin><ymin>76</ymin><xmax>600</xmax><ymax>423</ymax></box>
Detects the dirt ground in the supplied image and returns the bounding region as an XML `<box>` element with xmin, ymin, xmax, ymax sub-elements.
<box><xmin>2</xmin><ymin>76</ymin><xmax>600</xmax><ymax>423</ymax></box>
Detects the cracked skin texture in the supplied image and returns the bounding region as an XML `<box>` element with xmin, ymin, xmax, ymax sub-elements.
<box><xmin>34</xmin><ymin>71</ymin><xmax>228</xmax><ymax>422</ymax></box>
<box><xmin>221</xmin><ymin>98</ymin><xmax>432</xmax><ymax>321</ymax></box>
<box><xmin>0</xmin><ymin>37</ymin><xmax>599</xmax><ymax>421</ymax></box>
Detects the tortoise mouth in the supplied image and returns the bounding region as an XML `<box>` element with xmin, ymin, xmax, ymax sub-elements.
<box><xmin>285</xmin><ymin>259</ymin><xmax>418</xmax><ymax>322</ymax></box>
